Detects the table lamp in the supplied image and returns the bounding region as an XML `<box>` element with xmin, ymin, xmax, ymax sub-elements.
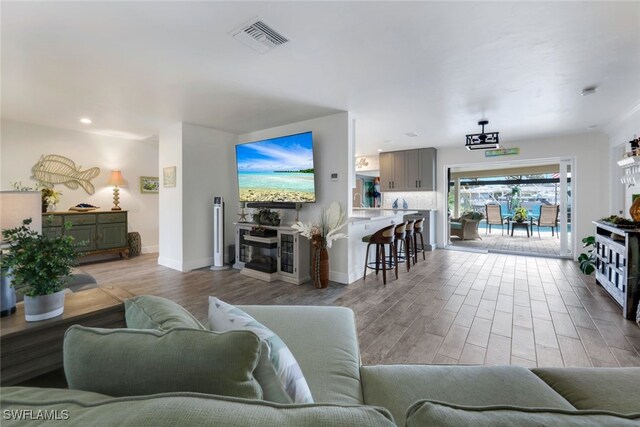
<box><xmin>107</xmin><ymin>169</ymin><xmax>125</xmax><ymax>211</ymax></box>
<box><xmin>1</xmin><ymin>191</ymin><xmax>43</xmax><ymax>317</ymax></box>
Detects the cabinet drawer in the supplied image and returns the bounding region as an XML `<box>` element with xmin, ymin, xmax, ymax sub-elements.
<box><xmin>98</xmin><ymin>213</ymin><xmax>127</xmax><ymax>224</ymax></box>
<box><xmin>66</xmin><ymin>214</ymin><xmax>96</xmax><ymax>226</ymax></box>
<box><xmin>42</xmin><ymin>215</ymin><xmax>63</xmax><ymax>227</ymax></box>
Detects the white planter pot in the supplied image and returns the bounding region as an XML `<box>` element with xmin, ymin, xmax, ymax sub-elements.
<box><xmin>24</xmin><ymin>290</ymin><xmax>65</xmax><ymax>322</ymax></box>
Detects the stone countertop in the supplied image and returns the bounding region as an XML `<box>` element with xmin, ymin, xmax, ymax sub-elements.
<box><xmin>349</xmin><ymin>209</ymin><xmax>418</xmax><ymax>222</ymax></box>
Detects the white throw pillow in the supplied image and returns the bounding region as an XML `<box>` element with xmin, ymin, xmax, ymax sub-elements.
<box><xmin>208</xmin><ymin>296</ymin><xmax>314</xmax><ymax>404</ymax></box>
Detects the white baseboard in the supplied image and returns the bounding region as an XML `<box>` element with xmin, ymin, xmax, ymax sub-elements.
<box><xmin>157</xmin><ymin>256</ymin><xmax>183</xmax><ymax>271</ymax></box>
<box><xmin>182</xmin><ymin>257</ymin><xmax>214</xmax><ymax>272</ymax></box>
<box><xmin>329</xmin><ymin>271</ymin><xmax>349</xmax><ymax>285</ymax></box>
<box><xmin>142</xmin><ymin>245</ymin><xmax>159</xmax><ymax>254</ymax></box>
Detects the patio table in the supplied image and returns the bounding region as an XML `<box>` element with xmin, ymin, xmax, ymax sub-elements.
<box><xmin>507</xmin><ymin>217</ymin><xmax>533</xmax><ymax>237</ymax></box>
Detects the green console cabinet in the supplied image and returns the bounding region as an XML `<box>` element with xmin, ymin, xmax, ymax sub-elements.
<box><xmin>43</xmin><ymin>211</ymin><xmax>129</xmax><ymax>258</ymax></box>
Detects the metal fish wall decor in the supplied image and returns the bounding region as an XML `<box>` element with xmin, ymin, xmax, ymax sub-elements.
<box><xmin>31</xmin><ymin>154</ymin><xmax>101</xmax><ymax>195</ymax></box>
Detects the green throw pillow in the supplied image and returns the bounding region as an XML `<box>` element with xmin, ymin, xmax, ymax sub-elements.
<box><xmin>0</xmin><ymin>387</ymin><xmax>395</xmax><ymax>427</ymax></box>
<box><xmin>208</xmin><ymin>296</ymin><xmax>313</xmax><ymax>404</ymax></box>
<box><xmin>64</xmin><ymin>326</ymin><xmax>263</xmax><ymax>399</ymax></box>
<box><xmin>125</xmin><ymin>295</ymin><xmax>205</xmax><ymax>331</ymax></box>
<box><xmin>406</xmin><ymin>400</ymin><xmax>640</xmax><ymax>427</ymax></box>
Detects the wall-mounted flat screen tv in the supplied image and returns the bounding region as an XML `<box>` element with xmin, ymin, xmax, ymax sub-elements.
<box><xmin>236</xmin><ymin>131</ymin><xmax>316</xmax><ymax>203</ymax></box>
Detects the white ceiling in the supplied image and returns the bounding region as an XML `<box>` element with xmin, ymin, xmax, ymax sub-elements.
<box><xmin>2</xmin><ymin>2</ymin><xmax>639</xmax><ymax>155</ymax></box>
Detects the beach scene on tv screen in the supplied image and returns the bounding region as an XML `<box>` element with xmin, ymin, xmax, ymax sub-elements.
<box><xmin>237</xmin><ymin>133</ymin><xmax>316</xmax><ymax>202</ymax></box>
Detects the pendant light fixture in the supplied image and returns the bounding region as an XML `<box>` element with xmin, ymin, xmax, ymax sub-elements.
<box><xmin>465</xmin><ymin>120</ymin><xmax>500</xmax><ymax>150</ymax></box>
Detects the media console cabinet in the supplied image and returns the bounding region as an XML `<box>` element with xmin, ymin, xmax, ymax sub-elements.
<box><xmin>233</xmin><ymin>223</ymin><xmax>310</xmax><ymax>285</ymax></box>
<box><xmin>43</xmin><ymin>211</ymin><xmax>129</xmax><ymax>259</ymax></box>
<box><xmin>593</xmin><ymin>221</ymin><xmax>640</xmax><ymax>319</ymax></box>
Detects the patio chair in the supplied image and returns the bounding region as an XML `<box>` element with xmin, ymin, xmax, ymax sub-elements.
<box><xmin>450</xmin><ymin>212</ymin><xmax>483</xmax><ymax>240</ymax></box>
<box><xmin>485</xmin><ymin>204</ymin><xmax>506</xmax><ymax>235</ymax></box>
<box><xmin>533</xmin><ymin>204</ymin><xmax>559</xmax><ymax>238</ymax></box>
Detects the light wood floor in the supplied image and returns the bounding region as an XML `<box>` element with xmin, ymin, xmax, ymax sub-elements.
<box><xmin>81</xmin><ymin>250</ymin><xmax>640</xmax><ymax>368</ymax></box>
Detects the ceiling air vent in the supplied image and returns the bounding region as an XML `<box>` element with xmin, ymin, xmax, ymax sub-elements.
<box><xmin>231</xmin><ymin>18</ymin><xmax>289</xmax><ymax>54</ymax></box>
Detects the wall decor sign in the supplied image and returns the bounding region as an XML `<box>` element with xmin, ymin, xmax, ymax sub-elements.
<box><xmin>163</xmin><ymin>166</ymin><xmax>176</xmax><ymax>188</ymax></box>
<box><xmin>355</xmin><ymin>155</ymin><xmax>380</xmax><ymax>171</ymax></box>
<box><xmin>31</xmin><ymin>154</ymin><xmax>101</xmax><ymax>194</ymax></box>
<box><xmin>485</xmin><ymin>147</ymin><xmax>520</xmax><ymax>157</ymax></box>
<box><xmin>140</xmin><ymin>176</ymin><xmax>159</xmax><ymax>194</ymax></box>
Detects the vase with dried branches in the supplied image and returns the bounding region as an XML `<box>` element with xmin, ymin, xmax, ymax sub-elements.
<box><xmin>292</xmin><ymin>202</ymin><xmax>348</xmax><ymax>289</ymax></box>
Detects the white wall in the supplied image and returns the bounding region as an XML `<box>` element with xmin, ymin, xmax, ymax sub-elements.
<box><xmin>436</xmin><ymin>132</ymin><xmax>610</xmax><ymax>258</ymax></box>
<box><xmin>238</xmin><ymin>112</ymin><xmax>353</xmax><ymax>283</ymax></box>
<box><xmin>606</xmin><ymin>108</ymin><xmax>640</xmax><ymax>215</ymax></box>
<box><xmin>1</xmin><ymin>119</ymin><xmax>159</xmax><ymax>252</ymax></box>
<box><xmin>182</xmin><ymin>123</ymin><xmax>237</xmax><ymax>271</ymax></box>
<box><xmin>158</xmin><ymin>123</ymin><xmax>184</xmax><ymax>269</ymax></box>
<box><xmin>158</xmin><ymin>122</ymin><xmax>238</xmax><ymax>271</ymax></box>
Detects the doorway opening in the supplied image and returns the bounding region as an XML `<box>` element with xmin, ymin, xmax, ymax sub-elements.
<box><xmin>446</xmin><ymin>159</ymin><xmax>574</xmax><ymax>258</ymax></box>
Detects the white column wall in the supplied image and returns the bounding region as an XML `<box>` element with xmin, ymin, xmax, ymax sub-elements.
<box><xmin>158</xmin><ymin>123</ymin><xmax>184</xmax><ymax>270</ymax></box>
<box><xmin>182</xmin><ymin>123</ymin><xmax>238</xmax><ymax>271</ymax></box>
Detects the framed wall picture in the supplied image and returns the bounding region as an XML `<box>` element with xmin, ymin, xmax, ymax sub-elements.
<box><xmin>140</xmin><ymin>176</ymin><xmax>159</xmax><ymax>194</ymax></box>
<box><xmin>163</xmin><ymin>166</ymin><xmax>176</xmax><ymax>188</ymax></box>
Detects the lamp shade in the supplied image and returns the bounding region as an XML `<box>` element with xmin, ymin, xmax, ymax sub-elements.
<box><xmin>0</xmin><ymin>191</ymin><xmax>42</xmax><ymax>244</ymax></box>
<box><xmin>107</xmin><ymin>169</ymin><xmax>125</xmax><ymax>186</ymax></box>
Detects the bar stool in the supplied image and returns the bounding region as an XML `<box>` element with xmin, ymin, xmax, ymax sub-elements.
<box><xmin>362</xmin><ymin>224</ymin><xmax>397</xmax><ymax>285</ymax></box>
<box><xmin>392</xmin><ymin>222</ymin><xmax>408</xmax><ymax>270</ymax></box>
<box><xmin>413</xmin><ymin>218</ymin><xmax>426</xmax><ymax>262</ymax></box>
<box><xmin>401</xmin><ymin>220</ymin><xmax>416</xmax><ymax>270</ymax></box>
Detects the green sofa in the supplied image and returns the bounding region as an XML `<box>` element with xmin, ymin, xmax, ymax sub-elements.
<box><xmin>1</xmin><ymin>305</ymin><xmax>639</xmax><ymax>426</ymax></box>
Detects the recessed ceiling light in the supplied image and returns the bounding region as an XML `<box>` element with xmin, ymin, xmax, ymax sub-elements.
<box><xmin>80</xmin><ymin>118</ymin><xmax>92</xmax><ymax>124</ymax></box>
<box><xmin>377</xmin><ymin>149</ymin><xmax>383</xmax><ymax>152</ymax></box>
<box><xmin>581</xmin><ymin>86</ymin><xmax>597</xmax><ymax>96</ymax></box>
<box><xmin>405</xmin><ymin>131</ymin><xmax>419</xmax><ymax>137</ymax></box>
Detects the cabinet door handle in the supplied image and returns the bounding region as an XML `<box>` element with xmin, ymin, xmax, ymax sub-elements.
<box><xmin>416</xmin><ymin>180</ymin><xmax>418</xmax><ymax>187</ymax></box>
<box><xmin>419</xmin><ymin>180</ymin><xmax>421</xmax><ymax>187</ymax></box>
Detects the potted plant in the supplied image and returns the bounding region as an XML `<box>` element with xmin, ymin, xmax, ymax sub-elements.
<box><xmin>578</xmin><ymin>236</ymin><xmax>596</xmax><ymax>275</ymax></box>
<box><xmin>513</xmin><ymin>207</ymin><xmax>528</xmax><ymax>222</ymax></box>
<box><xmin>1</xmin><ymin>218</ymin><xmax>77</xmax><ymax>321</ymax></box>
<box><xmin>252</xmin><ymin>208</ymin><xmax>281</xmax><ymax>226</ymax></box>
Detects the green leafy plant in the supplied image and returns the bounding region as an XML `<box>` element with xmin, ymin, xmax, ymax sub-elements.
<box><xmin>1</xmin><ymin>218</ymin><xmax>77</xmax><ymax>296</ymax></box>
<box><xmin>513</xmin><ymin>207</ymin><xmax>528</xmax><ymax>222</ymax></box>
<box><xmin>600</xmin><ymin>215</ymin><xmax>639</xmax><ymax>228</ymax></box>
<box><xmin>252</xmin><ymin>209</ymin><xmax>280</xmax><ymax>226</ymax></box>
<box><xmin>578</xmin><ymin>236</ymin><xmax>596</xmax><ymax>275</ymax></box>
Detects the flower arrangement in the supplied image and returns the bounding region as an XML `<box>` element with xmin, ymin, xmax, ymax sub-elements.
<box><xmin>513</xmin><ymin>206</ymin><xmax>528</xmax><ymax>222</ymax></box>
<box><xmin>42</xmin><ymin>187</ymin><xmax>62</xmax><ymax>207</ymax></box>
<box><xmin>291</xmin><ymin>202</ymin><xmax>348</xmax><ymax>249</ymax></box>
<box><xmin>12</xmin><ymin>181</ymin><xmax>62</xmax><ymax>212</ymax></box>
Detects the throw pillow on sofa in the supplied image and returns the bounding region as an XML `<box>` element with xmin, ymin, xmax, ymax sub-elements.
<box><xmin>406</xmin><ymin>400</ymin><xmax>640</xmax><ymax>427</ymax></box>
<box><xmin>125</xmin><ymin>295</ymin><xmax>206</xmax><ymax>331</ymax></box>
<box><xmin>0</xmin><ymin>387</ymin><xmax>396</xmax><ymax>427</ymax></box>
<box><xmin>64</xmin><ymin>325</ymin><xmax>263</xmax><ymax>399</ymax></box>
<box><xmin>208</xmin><ymin>296</ymin><xmax>313</xmax><ymax>404</ymax></box>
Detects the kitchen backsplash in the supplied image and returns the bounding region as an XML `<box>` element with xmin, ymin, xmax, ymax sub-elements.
<box><xmin>382</xmin><ymin>191</ymin><xmax>437</xmax><ymax>210</ymax></box>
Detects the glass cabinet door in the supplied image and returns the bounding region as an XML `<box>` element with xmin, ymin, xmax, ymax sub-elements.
<box><xmin>279</xmin><ymin>232</ymin><xmax>295</xmax><ymax>275</ymax></box>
